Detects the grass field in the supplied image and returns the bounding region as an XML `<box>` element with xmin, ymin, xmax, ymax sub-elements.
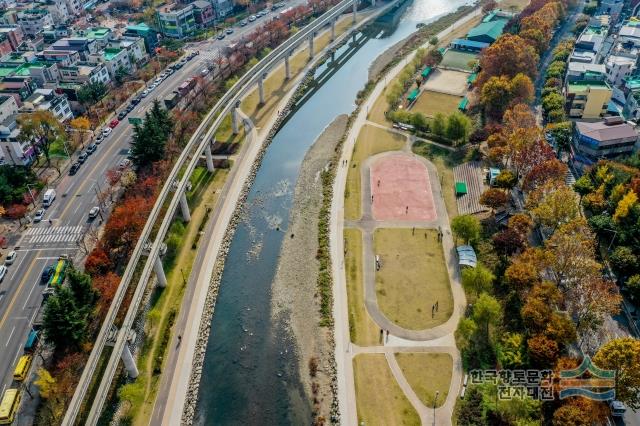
<box><xmin>374</xmin><ymin>228</ymin><xmax>453</xmax><ymax>330</ymax></box>
<box><xmin>353</xmin><ymin>354</ymin><xmax>420</xmax><ymax>426</ymax></box>
<box><xmin>411</xmin><ymin>91</ymin><xmax>462</xmax><ymax>118</ymax></box>
<box><xmin>241</xmin><ymin>15</ymin><xmax>356</xmax><ymax>130</ymax></box>
<box><xmin>395</xmin><ymin>353</ymin><xmax>453</xmax><ymax>408</ymax></box>
<box><xmin>439</xmin><ymin>50</ymin><xmax>478</xmax><ymax>72</ymax></box>
<box><xmin>345</xmin><ymin>125</ymin><xmax>406</xmax><ymax>220</ymax></box>
<box><xmin>214</xmin><ymin>113</ymin><xmax>246</xmax><ymax>145</ymax></box>
<box><xmin>412</xmin><ymin>142</ymin><xmax>462</xmax><ymax>218</ymax></box>
<box><xmin>345</xmin><ymin>228</ymin><xmax>380</xmax><ymax>346</ymax></box>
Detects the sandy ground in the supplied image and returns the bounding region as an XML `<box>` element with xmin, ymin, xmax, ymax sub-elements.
<box><xmin>271</xmin><ymin>114</ymin><xmax>349</xmax><ymax>423</ymax></box>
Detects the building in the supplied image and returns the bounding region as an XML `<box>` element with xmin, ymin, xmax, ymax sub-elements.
<box><xmin>567</xmin><ymin>62</ymin><xmax>606</xmax><ymax>83</ymax></box>
<box><xmin>0</xmin><ymin>76</ymin><xmax>36</xmax><ymax>103</ymax></box>
<box><xmin>39</xmin><ymin>48</ymin><xmax>80</xmax><ymax>65</ymax></box>
<box><xmin>0</xmin><ymin>114</ymin><xmax>34</xmax><ymax>165</ymax></box>
<box><xmin>574</xmin><ymin>116</ymin><xmax>638</xmax><ymax>161</ymax></box>
<box><xmin>576</xmin><ymin>25</ymin><xmax>607</xmax><ymax>54</ymax></box>
<box><xmin>192</xmin><ymin>0</ymin><xmax>215</xmax><ymax>28</ymax></box>
<box><xmin>212</xmin><ymin>0</ymin><xmax>233</xmax><ymax>18</ymax></box>
<box><xmin>124</xmin><ymin>23</ymin><xmax>158</xmax><ymax>54</ymax></box>
<box><xmin>0</xmin><ymin>25</ymin><xmax>23</xmax><ymax>51</ymax></box>
<box><xmin>81</xmin><ymin>27</ymin><xmax>112</xmax><ymax>49</ymax></box>
<box><xmin>449</xmin><ymin>38</ymin><xmax>489</xmax><ymax>52</ymax></box>
<box><xmin>42</xmin><ymin>0</ymin><xmax>71</xmax><ymax>25</ymax></box>
<box><xmin>14</xmin><ymin>61</ymin><xmax>60</xmax><ymax>86</ymax></box>
<box><xmin>42</xmin><ymin>24</ymin><xmax>70</xmax><ymax>43</ymax></box>
<box><xmin>49</xmin><ymin>37</ymin><xmax>97</xmax><ymax>60</ymax></box>
<box><xmin>88</xmin><ymin>47</ymin><xmax>132</xmax><ymax>79</ymax></box>
<box><xmin>156</xmin><ymin>3</ymin><xmax>196</xmax><ymax>38</ymax></box>
<box><xmin>465</xmin><ymin>14</ymin><xmax>508</xmax><ymax>44</ymax></box>
<box><xmin>108</xmin><ymin>37</ymin><xmax>147</xmax><ymax>65</ymax></box>
<box><xmin>565</xmin><ymin>80</ymin><xmax>612</xmax><ymax>119</ymax></box>
<box><xmin>618</xmin><ymin>19</ymin><xmax>640</xmax><ymax>47</ymax></box>
<box><xmin>0</xmin><ymin>94</ymin><xmax>18</xmax><ymax>123</ymax></box>
<box><xmin>64</xmin><ymin>0</ymin><xmax>82</xmax><ymax>16</ymax></box>
<box><xmin>16</xmin><ymin>9</ymin><xmax>54</xmax><ymax>36</ymax></box>
<box><xmin>21</xmin><ymin>88</ymin><xmax>72</xmax><ymax>121</ymax></box>
<box><xmin>58</xmin><ymin>62</ymin><xmax>110</xmax><ymax>85</ymax></box>
<box><xmin>605</xmin><ymin>51</ymin><xmax>637</xmax><ymax>86</ymax></box>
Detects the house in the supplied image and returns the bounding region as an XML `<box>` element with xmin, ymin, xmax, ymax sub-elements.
<box><xmin>449</xmin><ymin>38</ymin><xmax>489</xmax><ymax>53</ymax></box>
<box><xmin>192</xmin><ymin>0</ymin><xmax>215</xmax><ymax>28</ymax></box>
<box><xmin>156</xmin><ymin>3</ymin><xmax>196</xmax><ymax>39</ymax></box>
<box><xmin>605</xmin><ymin>49</ymin><xmax>638</xmax><ymax>86</ymax></box>
<box><xmin>618</xmin><ymin>19</ymin><xmax>640</xmax><ymax>47</ymax></box>
<box><xmin>465</xmin><ymin>17</ymin><xmax>508</xmax><ymax>44</ymax></box>
<box><xmin>88</xmin><ymin>47</ymin><xmax>132</xmax><ymax>79</ymax></box>
<box><xmin>42</xmin><ymin>0</ymin><xmax>71</xmax><ymax>25</ymax></box>
<box><xmin>573</xmin><ymin>116</ymin><xmax>638</xmax><ymax>161</ymax></box>
<box><xmin>81</xmin><ymin>27</ymin><xmax>112</xmax><ymax>49</ymax></box>
<box><xmin>108</xmin><ymin>37</ymin><xmax>147</xmax><ymax>66</ymax></box>
<box><xmin>16</xmin><ymin>9</ymin><xmax>54</xmax><ymax>36</ymax></box>
<box><xmin>42</xmin><ymin>24</ymin><xmax>70</xmax><ymax>43</ymax></box>
<box><xmin>0</xmin><ymin>25</ymin><xmax>23</xmax><ymax>51</ymax></box>
<box><xmin>49</xmin><ymin>37</ymin><xmax>97</xmax><ymax>61</ymax></box>
<box><xmin>124</xmin><ymin>23</ymin><xmax>158</xmax><ymax>55</ymax></box>
<box><xmin>212</xmin><ymin>0</ymin><xmax>233</xmax><ymax>18</ymax></box>
<box><xmin>0</xmin><ymin>76</ymin><xmax>36</xmax><ymax>103</ymax></box>
<box><xmin>13</xmin><ymin>61</ymin><xmax>60</xmax><ymax>86</ymax></box>
<box><xmin>64</xmin><ymin>0</ymin><xmax>82</xmax><ymax>16</ymax></box>
<box><xmin>567</xmin><ymin>62</ymin><xmax>606</xmax><ymax>83</ymax></box>
<box><xmin>565</xmin><ymin>80</ymin><xmax>612</xmax><ymax>119</ymax></box>
<box><xmin>58</xmin><ymin>62</ymin><xmax>110</xmax><ymax>85</ymax></box>
<box><xmin>21</xmin><ymin>88</ymin><xmax>72</xmax><ymax>121</ymax></box>
<box><xmin>0</xmin><ymin>114</ymin><xmax>34</xmax><ymax>165</ymax></box>
<box><xmin>39</xmin><ymin>48</ymin><xmax>80</xmax><ymax>65</ymax></box>
<box><xmin>576</xmin><ymin>25</ymin><xmax>607</xmax><ymax>54</ymax></box>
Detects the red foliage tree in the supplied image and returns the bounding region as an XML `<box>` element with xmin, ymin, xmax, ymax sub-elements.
<box><xmin>85</xmin><ymin>246</ymin><xmax>112</xmax><ymax>276</ymax></box>
<box><xmin>528</xmin><ymin>334</ymin><xmax>560</xmax><ymax>366</ymax></box>
<box><xmin>5</xmin><ymin>204</ymin><xmax>27</xmax><ymax>220</ymax></box>
<box><xmin>92</xmin><ymin>272</ymin><xmax>120</xmax><ymax>317</ymax></box>
<box><xmin>493</xmin><ymin>228</ymin><xmax>526</xmax><ymax>256</ymax></box>
<box><xmin>478</xmin><ymin>34</ymin><xmax>539</xmax><ymax>88</ymax></box>
<box><xmin>523</xmin><ymin>158</ymin><xmax>567</xmax><ymax>191</ymax></box>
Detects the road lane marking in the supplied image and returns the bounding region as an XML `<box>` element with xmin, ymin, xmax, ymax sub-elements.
<box><xmin>0</xmin><ymin>253</ymin><xmax>40</xmax><ymax>331</ymax></box>
<box><xmin>8</xmin><ymin>252</ymin><xmax>29</xmax><ymax>281</ymax></box>
<box><xmin>6</xmin><ymin>326</ymin><xmax>15</xmax><ymax>346</ymax></box>
<box><xmin>23</xmin><ymin>264</ymin><xmax>46</xmax><ymax>309</ymax></box>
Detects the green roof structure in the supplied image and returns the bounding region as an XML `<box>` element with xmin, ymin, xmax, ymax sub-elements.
<box><xmin>466</xmin><ymin>19</ymin><xmax>508</xmax><ymax>43</ymax></box>
<box><xmin>407</xmin><ymin>88</ymin><xmax>419</xmax><ymax>102</ymax></box>
<box><xmin>421</xmin><ymin>66</ymin><xmax>432</xmax><ymax>79</ymax></box>
<box><xmin>458</xmin><ymin>97</ymin><xmax>469</xmax><ymax>111</ymax></box>
<box><xmin>455</xmin><ymin>182</ymin><xmax>468</xmax><ymax>195</ymax></box>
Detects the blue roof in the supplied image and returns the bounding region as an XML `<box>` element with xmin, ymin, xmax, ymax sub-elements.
<box><xmin>451</xmin><ymin>38</ymin><xmax>490</xmax><ymax>49</ymax></box>
<box><xmin>456</xmin><ymin>245</ymin><xmax>477</xmax><ymax>268</ymax></box>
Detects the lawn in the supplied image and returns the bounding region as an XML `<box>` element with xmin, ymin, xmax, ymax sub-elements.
<box><xmin>344</xmin><ymin>228</ymin><xmax>380</xmax><ymax>346</ymax></box>
<box><xmin>214</xmin><ymin>113</ymin><xmax>246</xmax><ymax>145</ymax></box>
<box><xmin>368</xmin><ymin>84</ymin><xmax>392</xmax><ymax>126</ymax></box>
<box><xmin>439</xmin><ymin>50</ymin><xmax>478</xmax><ymax>73</ymax></box>
<box><xmin>345</xmin><ymin>125</ymin><xmax>406</xmax><ymax>220</ymax></box>
<box><xmin>353</xmin><ymin>354</ymin><xmax>420</xmax><ymax>426</ymax></box>
<box><xmin>411</xmin><ymin>91</ymin><xmax>462</xmax><ymax>118</ymax></box>
<box><xmin>374</xmin><ymin>228</ymin><xmax>453</xmax><ymax>330</ymax></box>
<box><xmin>241</xmin><ymin>15</ymin><xmax>356</xmax><ymax>130</ymax></box>
<box><xmin>412</xmin><ymin>142</ymin><xmax>463</xmax><ymax>218</ymax></box>
<box><xmin>395</xmin><ymin>353</ymin><xmax>453</xmax><ymax>408</ymax></box>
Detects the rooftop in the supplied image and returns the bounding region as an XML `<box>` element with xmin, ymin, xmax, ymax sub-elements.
<box><xmin>103</xmin><ymin>47</ymin><xmax>122</xmax><ymax>61</ymax></box>
<box><xmin>126</xmin><ymin>23</ymin><xmax>153</xmax><ymax>33</ymax></box>
<box><xmin>576</xmin><ymin>119</ymin><xmax>637</xmax><ymax>142</ymax></box>
<box><xmin>467</xmin><ymin>19</ymin><xmax>508</xmax><ymax>41</ymax></box>
<box><xmin>85</xmin><ymin>27</ymin><xmax>110</xmax><ymax>39</ymax></box>
<box><xmin>568</xmin><ymin>80</ymin><xmax>611</xmax><ymax>92</ymax></box>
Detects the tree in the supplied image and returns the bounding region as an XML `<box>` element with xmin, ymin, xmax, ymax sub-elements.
<box><xmin>613</xmin><ymin>190</ymin><xmax>638</xmax><ymax>222</ymax></box>
<box><xmin>530</xmin><ymin>185</ymin><xmax>579</xmax><ymax>230</ymax></box>
<box><xmin>569</xmin><ymin>275</ymin><xmax>621</xmax><ymax>335</ymax></box>
<box><xmin>42</xmin><ymin>287</ymin><xmax>88</xmax><ymax>351</ymax></box>
<box><xmin>542</xmin><ymin>92</ymin><xmax>564</xmax><ymax>115</ymax></box>
<box><xmin>493</xmin><ymin>228</ymin><xmax>526</xmax><ymax>256</ymax></box>
<box><xmin>478</xmin><ymin>34</ymin><xmax>538</xmax><ymax>84</ymax></box>
<box><xmin>497</xmin><ymin>332</ymin><xmax>525</xmax><ymax>368</ymax></box>
<box><xmin>574</xmin><ymin>175</ymin><xmax>594</xmax><ymax>206</ymax></box>
<box><xmin>508</xmin><ymin>213</ymin><xmax>533</xmax><ymax>237</ymax></box>
<box><xmin>77</xmin><ymin>81</ymin><xmax>107</xmax><ymax>106</ymax></box>
<box><xmin>553</xmin><ymin>398</ymin><xmax>608</xmax><ymax>426</ymax></box>
<box><xmin>67</xmin><ymin>269</ymin><xmax>98</xmax><ymax>310</ymax></box>
<box><xmin>523</xmin><ymin>159</ymin><xmax>567</xmax><ymax>191</ymax></box>
<box><xmin>431</xmin><ymin>112</ymin><xmax>446</xmax><ymax>137</ymax></box>
<box><xmin>445</xmin><ymin>112</ymin><xmax>471</xmax><ymax>144</ymax></box>
<box><xmin>528</xmin><ymin>334</ymin><xmax>559</xmax><ymax>366</ymax></box>
<box><xmin>69</xmin><ymin>116</ymin><xmax>91</xmax><ymax>149</ymax></box>
<box><xmin>455</xmin><ymin>317</ymin><xmax>478</xmax><ymax>351</ymax></box>
<box><xmin>495</xmin><ymin>170</ymin><xmax>517</xmax><ymax>190</ymax></box>
<box><xmin>610</xmin><ymin>246</ymin><xmax>638</xmax><ymax>277</ymax></box>
<box><xmin>18</xmin><ymin>111</ymin><xmax>66</xmax><ymax>166</ymax></box>
<box><xmin>546</xmin><ymin>121</ymin><xmax>572</xmax><ymax>155</ymax></box>
<box><xmin>480</xmin><ymin>188</ymin><xmax>509</xmax><ymax>211</ymax></box>
<box><xmin>461</xmin><ymin>264</ymin><xmax>494</xmax><ymax>298</ymax></box>
<box><xmin>457</xmin><ymin>386</ymin><xmax>484</xmax><ymax>425</ymax></box>
<box><xmin>481</xmin><ymin>75</ymin><xmax>512</xmax><ymax>119</ymax></box>
<box><xmin>451</xmin><ymin>214</ymin><xmax>481</xmax><ymax>244</ymax></box>
<box><xmin>593</xmin><ymin>338</ymin><xmax>640</xmax><ymax>409</ymax></box>
<box><xmin>510</xmin><ymin>73</ymin><xmax>534</xmax><ymax>104</ymax></box>
<box><xmin>627</xmin><ymin>275</ymin><xmax>640</xmax><ymax>302</ymax></box>
<box><xmin>473</xmin><ymin>293</ymin><xmax>502</xmax><ymax>339</ymax></box>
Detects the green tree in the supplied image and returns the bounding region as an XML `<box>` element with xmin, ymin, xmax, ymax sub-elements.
<box><xmin>473</xmin><ymin>293</ymin><xmax>502</xmax><ymax>339</ymax></box>
<box><xmin>627</xmin><ymin>275</ymin><xmax>640</xmax><ymax>302</ymax></box>
<box><xmin>455</xmin><ymin>317</ymin><xmax>478</xmax><ymax>351</ymax></box>
<box><xmin>18</xmin><ymin>111</ymin><xmax>66</xmax><ymax>166</ymax></box>
<box><xmin>461</xmin><ymin>264</ymin><xmax>494</xmax><ymax>298</ymax></box>
<box><xmin>497</xmin><ymin>333</ymin><xmax>525</xmax><ymax>368</ymax></box>
<box><xmin>451</xmin><ymin>214</ymin><xmax>481</xmax><ymax>244</ymax></box>
<box><xmin>67</xmin><ymin>269</ymin><xmax>98</xmax><ymax>310</ymax></box>
<box><xmin>593</xmin><ymin>338</ymin><xmax>640</xmax><ymax>409</ymax></box>
<box><xmin>148</xmin><ymin>99</ymin><xmax>173</xmax><ymax>138</ymax></box>
<box><xmin>431</xmin><ymin>113</ymin><xmax>446</xmax><ymax>137</ymax></box>
<box><xmin>495</xmin><ymin>170</ymin><xmax>517</xmax><ymax>190</ymax></box>
<box><xmin>610</xmin><ymin>246</ymin><xmax>638</xmax><ymax>277</ymax></box>
<box><xmin>130</xmin><ymin>100</ymin><xmax>173</xmax><ymax>167</ymax></box>
<box><xmin>574</xmin><ymin>175</ymin><xmax>594</xmax><ymax>206</ymax></box>
<box><xmin>445</xmin><ymin>112</ymin><xmax>472</xmax><ymax>144</ymax></box>
<box><xmin>457</xmin><ymin>386</ymin><xmax>484</xmax><ymax>425</ymax></box>
<box><xmin>546</xmin><ymin>121</ymin><xmax>572</xmax><ymax>155</ymax></box>
<box><xmin>542</xmin><ymin>92</ymin><xmax>564</xmax><ymax>115</ymax></box>
<box><xmin>114</xmin><ymin>65</ymin><xmax>129</xmax><ymax>85</ymax></box>
<box><xmin>0</xmin><ymin>165</ymin><xmax>39</xmax><ymax>205</ymax></box>
<box><xmin>77</xmin><ymin>81</ymin><xmax>107</xmax><ymax>106</ymax></box>
<box><xmin>42</xmin><ymin>287</ymin><xmax>88</xmax><ymax>351</ymax></box>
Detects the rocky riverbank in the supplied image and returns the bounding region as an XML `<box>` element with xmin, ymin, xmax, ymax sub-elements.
<box><xmin>271</xmin><ymin>114</ymin><xmax>349</xmax><ymax>425</ymax></box>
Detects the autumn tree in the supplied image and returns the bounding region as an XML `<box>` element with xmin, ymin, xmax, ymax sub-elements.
<box><xmin>18</xmin><ymin>111</ymin><xmax>67</xmax><ymax>166</ymax></box>
<box><xmin>461</xmin><ymin>264</ymin><xmax>495</xmax><ymax>298</ymax></box>
<box><xmin>528</xmin><ymin>334</ymin><xmax>559</xmax><ymax>366</ymax></box>
<box><xmin>481</xmin><ymin>75</ymin><xmax>512</xmax><ymax>119</ymax></box>
<box><xmin>569</xmin><ymin>275</ymin><xmax>620</xmax><ymax>335</ymax></box>
<box><xmin>522</xmin><ymin>158</ymin><xmax>567</xmax><ymax>191</ymax></box>
<box><xmin>553</xmin><ymin>397</ymin><xmax>608</xmax><ymax>426</ymax></box>
<box><xmin>593</xmin><ymin>338</ymin><xmax>640</xmax><ymax>409</ymax></box>
<box><xmin>35</xmin><ymin>368</ymin><xmax>66</xmax><ymax>421</ymax></box>
<box><xmin>451</xmin><ymin>214</ymin><xmax>481</xmax><ymax>244</ymax></box>
<box><xmin>529</xmin><ymin>185</ymin><xmax>578</xmax><ymax>230</ymax></box>
<box><xmin>493</xmin><ymin>228</ymin><xmax>526</xmax><ymax>256</ymax></box>
<box><xmin>478</xmin><ymin>34</ymin><xmax>538</xmax><ymax>85</ymax></box>
<box><xmin>480</xmin><ymin>188</ymin><xmax>509</xmax><ymax>212</ymax></box>
<box><xmin>69</xmin><ymin>116</ymin><xmax>91</xmax><ymax>149</ymax></box>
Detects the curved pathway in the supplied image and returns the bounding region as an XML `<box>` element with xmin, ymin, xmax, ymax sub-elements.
<box><xmin>329</xmin><ymin>7</ymin><xmax>481</xmax><ymax>425</ymax></box>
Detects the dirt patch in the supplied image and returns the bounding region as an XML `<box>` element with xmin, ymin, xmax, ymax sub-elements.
<box><xmin>271</xmin><ymin>114</ymin><xmax>349</xmax><ymax>423</ymax></box>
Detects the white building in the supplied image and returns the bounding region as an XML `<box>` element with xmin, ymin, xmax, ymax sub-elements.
<box><xmin>42</xmin><ymin>0</ymin><xmax>70</xmax><ymax>25</ymax></box>
<box><xmin>16</xmin><ymin>9</ymin><xmax>54</xmax><ymax>36</ymax></box>
<box><xmin>21</xmin><ymin>88</ymin><xmax>73</xmax><ymax>121</ymax></box>
<box><xmin>58</xmin><ymin>62</ymin><xmax>110</xmax><ymax>85</ymax></box>
<box><xmin>605</xmin><ymin>52</ymin><xmax>637</xmax><ymax>87</ymax></box>
<box><xmin>0</xmin><ymin>114</ymin><xmax>33</xmax><ymax>165</ymax></box>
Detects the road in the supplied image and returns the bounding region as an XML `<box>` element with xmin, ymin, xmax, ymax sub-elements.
<box><xmin>0</xmin><ymin>1</ymin><xmax>308</xmax><ymax>405</ymax></box>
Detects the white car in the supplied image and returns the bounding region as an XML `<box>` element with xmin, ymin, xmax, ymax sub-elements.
<box><xmin>33</xmin><ymin>208</ymin><xmax>45</xmax><ymax>222</ymax></box>
<box><xmin>102</xmin><ymin>127</ymin><xmax>112</xmax><ymax>137</ymax></box>
<box><xmin>4</xmin><ymin>250</ymin><xmax>16</xmax><ymax>265</ymax></box>
<box><xmin>118</xmin><ymin>158</ymin><xmax>131</xmax><ymax>169</ymax></box>
<box><xmin>141</xmin><ymin>89</ymin><xmax>150</xmax><ymax>97</ymax></box>
<box><xmin>0</xmin><ymin>265</ymin><xmax>6</xmax><ymax>282</ymax></box>
<box><xmin>88</xmin><ymin>206</ymin><xmax>100</xmax><ymax>219</ymax></box>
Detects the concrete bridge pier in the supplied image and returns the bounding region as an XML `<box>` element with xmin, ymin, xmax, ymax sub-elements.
<box><xmin>352</xmin><ymin>0</ymin><xmax>357</xmax><ymax>23</ymax></box>
<box><xmin>331</xmin><ymin>20</ymin><xmax>336</xmax><ymax>41</ymax></box>
<box><xmin>154</xmin><ymin>255</ymin><xmax>168</xmax><ymax>288</ymax></box>
<box><xmin>352</xmin><ymin>31</ymin><xmax>357</xmax><ymax>44</ymax></box>
<box><xmin>179</xmin><ymin>192</ymin><xmax>191</xmax><ymax>222</ymax></box>
<box><xmin>121</xmin><ymin>341</ymin><xmax>139</xmax><ymax>378</ymax></box>
<box><xmin>309</xmin><ymin>34</ymin><xmax>315</xmax><ymax>59</ymax></box>
<box><xmin>371</xmin><ymin>0</ymin><xmax>375</xmax><ymax>6</ymax></box>
<box><xmin>231</xmin><ymin>100</ymin><xmax>241</xmax><ymax>134</ymax></box>
<box><xmin>258</xmin><ymin>73</ymin><xmax>266</xmax><ymax>105</ymax></box>
<box><xmin>204</xmin><ymin>144</ymin><xmax>215</xmax><ymax>172</ymax></box>
<box><xmin>285</xmin><ymin>53</ymin><xmax>291</xmax><ymax>80</ymax></box>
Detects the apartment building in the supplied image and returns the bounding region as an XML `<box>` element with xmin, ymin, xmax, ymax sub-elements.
<box><xmin>123</xmin><ymin>23</ymin><xmax>158</xmax><ymax>55</ymax></box>
<box><xmin>16</xmin><ymin>9</ymin><xmax>54</xmax><ymax>36</ymax></box>
<box><xmin>0</xmin><ymin>25</ymin><xmax>23</xmax><ymax>51</ymax></box>
<box><xmin>21</xmin><ymin>88</ymin><xmax>72</xmax><ymax>121</ymax></box>
<box><xmin>58</xmin><ymin>62</ymin><xmax>110</xmax><ymax>85</ymax></box>
<box><xmin>0</xmin><ymin>114</ymin><xmax>34</xmax><ymax>165</ymax></box>
<box><xmin>566</xmin><ymin>80</ymin><xmax>613</xmax><ymax>119</ymax></box>
<box><xmin>156</xmin><ymin>3</ymin><xmax>196</xmax><ymax>38</ymax></box>
<box><xmin>574</xmin><ymin>116</ymin><xmax>638</xmax><ymax>161</ymax></box>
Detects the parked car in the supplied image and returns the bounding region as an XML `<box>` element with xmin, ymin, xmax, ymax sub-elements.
<box><xmin>69</xmin><ymin>162</ymin><xmax>81</xmax><ymax>175</ymax></box>
<box><xmin>248</xmin><ymin>15</ymin><xmax>256</xmax><ymax>22</ymax></box>
<box><xmin>4</xmin><ymin>250</ymin><xmax>17</xmax><ymax>265</ymax></box>
<box><xmin>126</xmin><ymin>148</ymin><xmax>134</xmax><ymax>159</ymax></box>
<box><xmin>225</xmin><ymin>28</ymin><xmax>234</xmax><ymax>34</ymax></box>
<box><xmin>240</xmin><ymin>19</ymin><xmax>248</xmax><ymax>26</ymax></box>
<box><xmin>117</xmin><ymin>111</ymin><xmax>127</xmax><ymax>120</ymax></box>
<box><xmin>87</xmin><ymin>143</ymin><xmax>97</xmax><ymax>154</ymax></box>
<box><xmin>201</xmin><ymin>68</ymin><xmax>210</xmax><ymax>77</ymax></box>
<box><xmin>217</xmin><ymin>33</ymin><xmax>225</xmax><ymax>40</ymax></box>
<box><xmin>141</xmin><ymin>89</ymin><xmax>150</xmax><ymax>97</ymax></box>
<box><xmin>95</xmin><ymin>134</ymin><xmax>104</xmax><ymax>144</ymax></box>
<box><xmin>33</xmin><ymin>208</ymin><xmax>45</xmax><ymax>222</ymax></box>
<box><xmin>118</xmin><ymin>158</ymin><xmax>131</xmax><ymax>169</ymax></box>
<box><xmin>131</xmin><ymin>97</ymin><xmax>141</xmax><ymax>105</ymax></box>
<box><xmin>154</xmin><ymin>77</ymin><xmax>162</xmax><ymax>85</ymax></box>
<box><xmin>41</xmin><ymin>265</ymin><xmax>53</xmax><ymax>283</ymax></box>
<box><xmin>109</xmin><ymin>119</ymin><xmax>119</xmax><ymax>128</ymax></box>
<box><xmin>102</xmin><ymin>127</ymin><xmax>112</xmax><ymax>137</ymax></box>
<box><xmin>88</xmin><ymin>206</ymin><xmax>100</xmax><ymax>219</ymax></box>
<box><xmin>78</xmin><ymin>152</ymin><xmax>88</xmax><ymax>163</ymax></box>
<box><xmin>0</xmin><ymin>265</ymin><xmax>6</xmax><ymax>282</ymax></box>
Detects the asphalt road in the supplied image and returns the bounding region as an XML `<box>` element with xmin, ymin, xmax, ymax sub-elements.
<box><xmin>0</xmin><ymin>2</ymin><xmax>308</xmax><ymax>401</ymax></box>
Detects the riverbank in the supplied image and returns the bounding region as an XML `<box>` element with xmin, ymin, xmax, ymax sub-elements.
<box><xmin>271</xmin><ymin>114</ymin><xmax>349</xmax><ymax>423</ymax></box>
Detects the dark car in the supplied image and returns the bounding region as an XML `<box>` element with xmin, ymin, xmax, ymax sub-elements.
<box><xmin>131</xmin><ymin>97</ymin><xmax>141</xmax><ymax>105</ymax></box>
<box><xmin>78</xmin><ymin>152</ymin><xmax>89</xmax><ymax>163</ymax></box>
<box><xmin>69</xmin><ymin>162</ymin><xmax>81</xmax><ymax>175</ymax></box>
<box><xmin>87</xmin><ymin>143</ymin><xmax>97</xmax><ymax>154</ymax></box>
<box><xmin>117</xmin><ymin>111</ymin><xmax>127</xmax><ymax>120</ymax></box>
<box><xmin>126</xmin><ymin>104</ymin><xmax>135</xmax><ymax>113</ymax></box>
<box><xmin>41</xmin><ymin>265</ymin><xmax>54</xmax><ymax>283</ymax></box>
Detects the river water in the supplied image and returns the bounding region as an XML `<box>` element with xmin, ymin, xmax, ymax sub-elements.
<box><xmin>194</xmin><ymin>0</ymin><xmax>473</xmax><ymax>423</ymax></box>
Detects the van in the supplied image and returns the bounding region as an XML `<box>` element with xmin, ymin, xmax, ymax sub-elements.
<box><xmin>42</xmin><ymin>189</ymin><xmax>56</xmax><ymax>207</ymax></box>
<box><xmin>24</xmin><ymin>329</ymin><xmax>39</xmax><ymax>352</ymax></box>
<box><xmin>13</xmin><ymin>355</ymin><xmax>32</xmax><ymax>381</ymax></box>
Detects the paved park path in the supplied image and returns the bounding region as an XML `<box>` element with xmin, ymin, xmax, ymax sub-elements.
<box><xmin>329</xmin><ymin>7</ymin><xmax>482</xmax><ymax>425</ymax></box>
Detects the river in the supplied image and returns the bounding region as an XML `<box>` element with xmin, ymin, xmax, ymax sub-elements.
<box><xmin>194</xmin><ymin>0</ymin><xmax>473</xmax><ymax>423</ymax></box>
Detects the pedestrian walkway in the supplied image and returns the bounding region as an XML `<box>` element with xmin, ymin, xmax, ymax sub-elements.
<box><xmin>23</xmin><ymin>225</ymin><xmax>84</xmax><ymax>244</ymax></box>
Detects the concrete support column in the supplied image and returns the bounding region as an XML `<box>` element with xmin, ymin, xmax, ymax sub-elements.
<box><xmin>154</xmin><ymin>255</ymin><xmax>167</xmax><ymax>288</ymax></box>
<box><xmin>204</xmin><ymin>144</ymin><xmax>215</xmax><ymax>172</ymax></box>
<box><xmin>285</xmin><ymin>54</ymin><xmax>291</xmax><ymax>80</ymax></box>
<box><xmin>352</xmin><ymin>32</ymin><xmax>357</xmax><ymax>44</ymax></box>
<box><xmin>179</xmin><ymin>192</ymin><xmax>191</xmax><ymax>223</ymax></box>
<box><xmin>308</xmin><ymin>34</ymin><xmax>315</xmax><ymax>59</ymax></box>
<box><xmin>258</xmin><ymin>75</ymin><xmax>265</xmax><ymax>105</ymax></box>
<box><xmin>371</xmin><ymin>0</ymin><xmax>375</xmax><ymax>6</ymax></box>
<box><xmin>331</xmin><ymin>20</ymin><xmax>336</xmax><ymax>41</ymax></box>
<box><xmin>121</xmin><ymin>342</ymin><xmax>139</xmax><ymax>379</ymax></box>
<box><xmin>352</xmin><ymin>0</ymin><xmax>357</xmax><ymax>23</ymax></box>
<box><xmin>231</xmin><ymin>100</ymin><xmax>241</xmax><ymax>135</ymax></box>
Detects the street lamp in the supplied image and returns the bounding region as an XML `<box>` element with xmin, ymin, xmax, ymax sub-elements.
<box><xmin>25</xmin><ymin>183</ymin><xmax>36</xmax><ymax>208</ymax></box>
<box><xmin>433</xmin><ymin>391</ymin><xmax>439</xmax><ymax>426</ymax></box>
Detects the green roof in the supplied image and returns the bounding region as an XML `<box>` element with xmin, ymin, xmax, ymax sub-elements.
<box><xmin>0</xmin><ymin>65</ymin><xmax>18</xmax><ymax>77</ymax></box>
<box><xmin>458</xmin><ymin>97</ymin><xmax>469</xmax><ymax>111</ymax></box>
<box><xmin>482</xmin><ymin>11</ymin><xmax>498</xmax><ymax>23</ymax></box>
<box><xmin>421</xmin><ymin>66</ymin><xmax>432</xmax><ymax>78</ymax></box>
<box><xmin>103</xmin><ymin>48</ymin><xmax>122</xmax><ymax>61</ymax></box>
<box><xmin>568</xmin><ymin>80</ymin><xmax>610</xmax><ymax>92</ymax></box>
<box><xmin>126</xmin><ymin>23</ymin><xmax>152</xmax><ymax>33</ymax></box>
<box><xmin>467</xmin><ymin>19</ymin><xmax>507</xmax><ymax>41</ymax></box>
<box><xmin>407</xmin><ymin>88</ymin><xmax>419</xmax><ymax>102</ymax></box>
<box><xmin>467</xmin><ymin>72</ymin><xmax>478</xmax><ymax>84</ymax></box>
<box><xmin>455</xmin><ymin>182</ymin><xmax>468</xmax><ymax>195</ymax></box>
<box><xmin>86</xmin><ymin>27</ymin><xmax>110</xmax><ymax>39</ymax></box>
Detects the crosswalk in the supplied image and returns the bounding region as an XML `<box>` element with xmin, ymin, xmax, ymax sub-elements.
<box><xmin>24</xmin><ymin>225</ymin><xmax>84</xmax><ymax>245</ymax></box>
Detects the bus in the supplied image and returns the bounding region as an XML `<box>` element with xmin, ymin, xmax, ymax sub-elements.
<box><xmin>47</xmin><ymin>255</ymin><xmax>69</xmax><ymax>287</ymax></box>
<box><xmin>13</xmin><ymin>355</ymin><xmax>33</xmax><ymax>381</ymax></box>
<box><xmin>0</xmin><ymin>389</ymin><xmax>21</xmax><ymax>425</ymax></box>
